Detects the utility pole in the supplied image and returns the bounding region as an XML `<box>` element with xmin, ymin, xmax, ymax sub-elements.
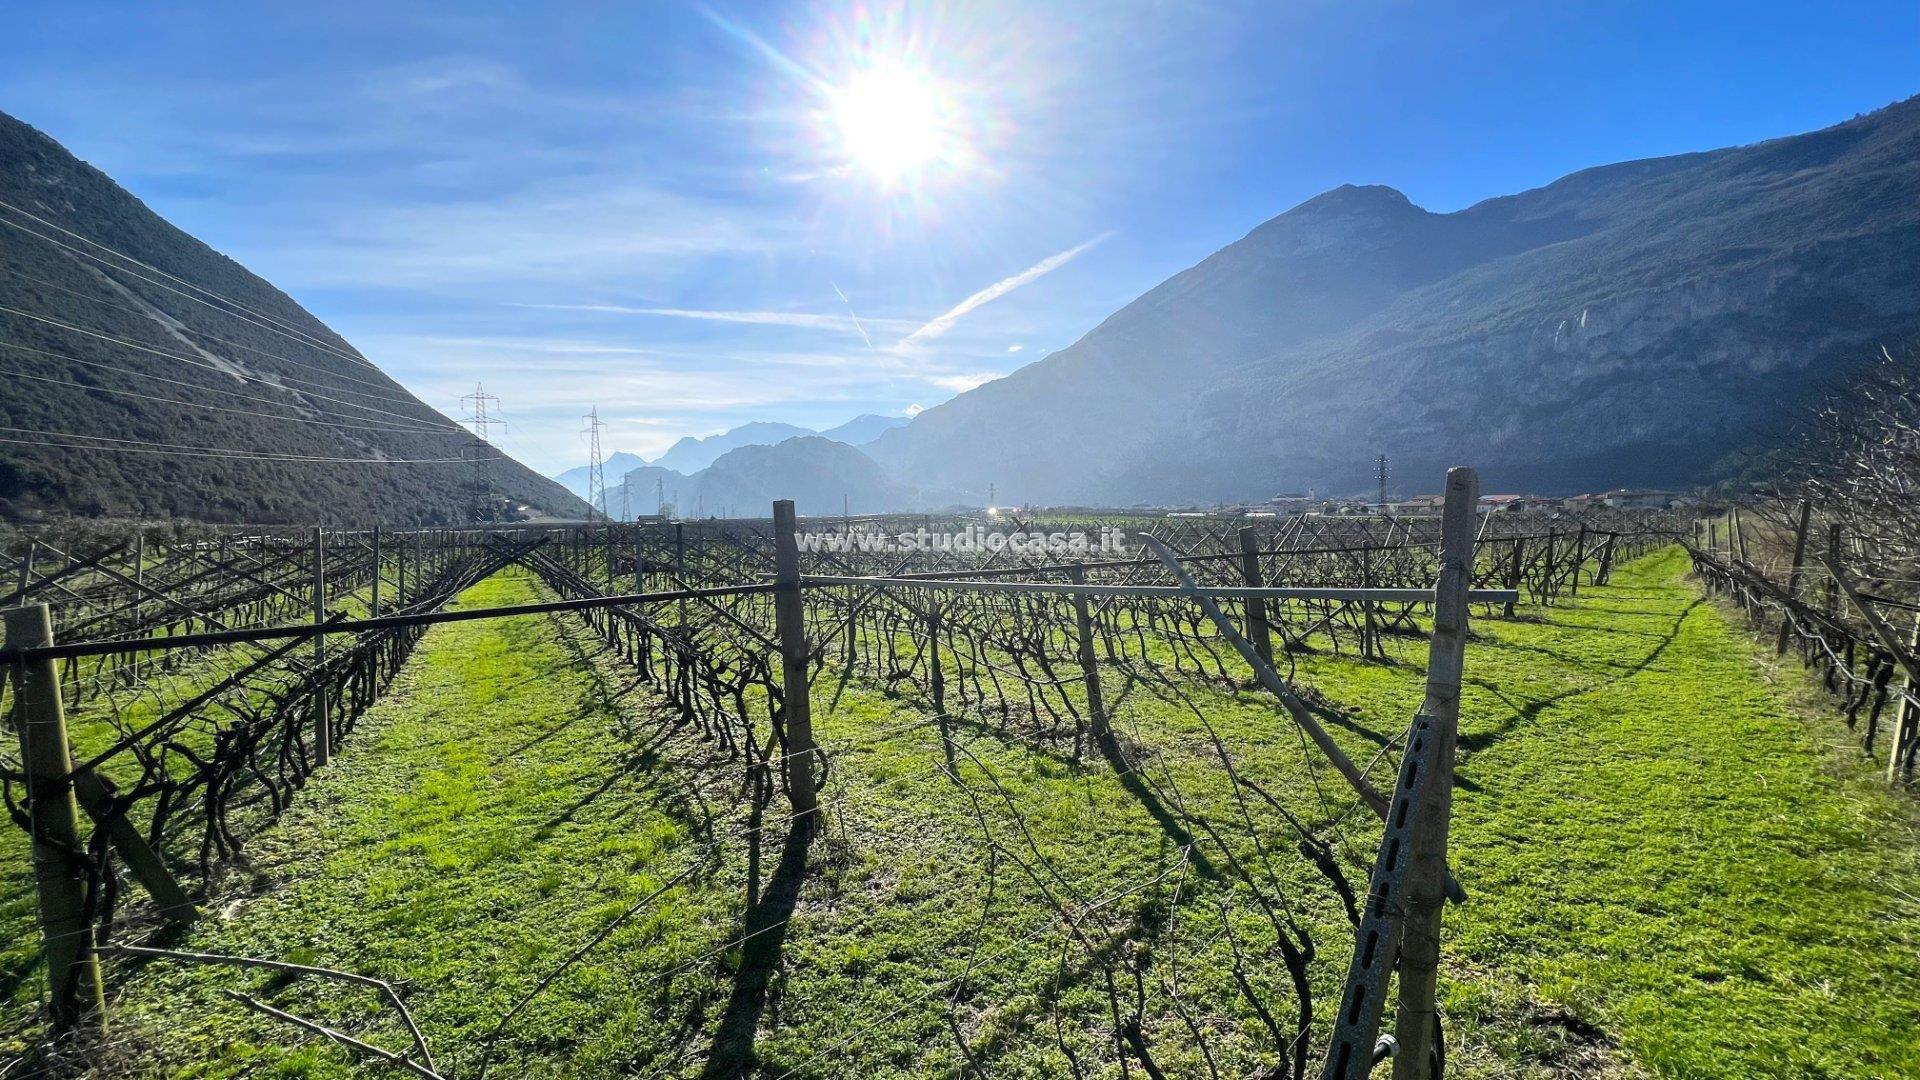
<box><xmin>581</xmin><ymin>407</ymin><xmax>608</xmax><ymax>522</ymax></box>
<box><xmin>459</xmin><ymin>383</ymin><xmax>502</xmax><ymax>520</ymax></box>
<box><xmin>1376</xmin><ymin>454</ymin><xmax>1390</xmax><ymax>512</ymax></box>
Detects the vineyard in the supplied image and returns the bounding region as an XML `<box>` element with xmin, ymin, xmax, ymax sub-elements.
<box><xmin>1</xmin><ymin>477</ymin><xmax>1916</xmax><ymax>1078</ymax></box>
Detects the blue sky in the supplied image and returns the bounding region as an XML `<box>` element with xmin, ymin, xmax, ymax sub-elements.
<box><xmin>3</xmin><ymin>1</ymin><xmax>1914</xmax><ymax>474</ymax></box>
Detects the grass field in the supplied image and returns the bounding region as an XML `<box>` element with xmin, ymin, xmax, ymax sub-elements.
<box><xmin>15</xmin><ymin>548</ymin><xmax>1920</xmax><ymax>1078</ymax></box>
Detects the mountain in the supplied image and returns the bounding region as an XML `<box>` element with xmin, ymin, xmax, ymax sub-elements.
<box><xmin>0</xmin><ymin>109</ymin><xmax>587</xmax><ymax>523</ymax></box>
<box><xmin>619</xmin><ymin>436</ymin><xmax>925</xmax><ymax>519</ymax></box>
<box><xmin>552</xmin><ymin>450</ymin><xmax>648</xmax><ymax>500</ymax></box>
<box><xmin>818</xmin><ymin>413</ymin><xmax>911</xmax><ymax>445</ymax></box>
<box><xmin>651</xmin><ymin>421</ymin><xmax>816</xmax><ymax>474</ymax></box>
<box><xmin>871</xmin><ymin>97</ymin><xmax>1920</xmax><ymax>503</ymax></box>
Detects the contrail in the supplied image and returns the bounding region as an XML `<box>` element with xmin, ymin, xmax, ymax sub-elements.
<box><xmin>830</xmin><ymin>280</ymin><xmax>876</xmax><ymax>351</ymax></box>
<box><xmin>898</xmin><ymin>232</ymin><xmax>1111</xmax><ymax>350</ymax></box>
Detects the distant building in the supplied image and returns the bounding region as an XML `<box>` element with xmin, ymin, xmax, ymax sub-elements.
<box><xmin>1477</xmin><ymin>493</ymin><xmax>1536</xmax><ymax>512</ymax></box>
<box><xmin>1598</xmin><ymin>489</ymin><xmax>1691</xmax><ymax>510</ymax></box>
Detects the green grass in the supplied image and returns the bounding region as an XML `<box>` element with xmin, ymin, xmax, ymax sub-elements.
<box><xmin>1441</xmin><ymin>549</ymin><xmax>1920</xmax><ymax>1078</ymax></box>
<box><xmin>13</xmin><ymin>550</ymin><xmax>1920</xmax><ymax>1077</ymax></box>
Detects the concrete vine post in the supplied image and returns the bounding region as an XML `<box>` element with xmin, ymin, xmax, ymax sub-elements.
<box><xmin>771</xmin><ymin>501</ymin><xmax>820</xmax><ymax>824</ymax></box>
<box><xmin>3</xmin><ymin>604</ymin><xmax>106</xmax><ymax>1033</ymax></box>
<box><xmin>1391</xmin><ymin>466</ymin><xmax>1478</xmax><ymax>1080</ymax></box>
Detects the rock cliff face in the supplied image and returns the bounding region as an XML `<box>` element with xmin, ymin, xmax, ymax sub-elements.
<box><xmin>870</xmin><ymin>97</ymin><xmax>1920</xmax><ymax>501</ymax></box>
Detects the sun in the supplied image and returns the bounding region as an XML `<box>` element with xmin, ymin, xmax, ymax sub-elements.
<box><xmin>827</xmin><ymin>61</ymin><xmax>956</xmax><ymax>187</ymax></box>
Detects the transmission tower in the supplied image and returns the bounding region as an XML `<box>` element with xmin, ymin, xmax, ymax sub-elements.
<box><xmin>619</xmin><ymin>477</ymin><xmax>631</xmax><ymax>521</ymax></box>
<box><xmin>581</xmin><ymin>407</ymin><xmax>609</xmax><ymax>522</ymax></box>
<box><xmin>656</xmin><ymin>476</ymin><xmax>666</xmax><ymax>517</ymax></box>
<box><xmin>459</xmin><ymin>383</ymin><xmax>503</xmax><ymax>519</ymax></box>
<box><xmin>1376</xmin><ymin>454</ymin><xmax>1390</xmax><ymax>511</ymax></box>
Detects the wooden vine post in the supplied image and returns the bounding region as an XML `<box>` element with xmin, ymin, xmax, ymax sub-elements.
<box><xmin>1894</xmin><ymin>614</ymin><xmax>1920</xmax><ymax>784</ymax></box>
<box><xmin>312</xmin><ymin>527</ymin><xmax>331</xmax><ymax>766</ymax></box>
<box><xmin>1824</xmin><ymin>523</ymin><xmax>1841</xmax><ymax>618</ymax></box>
<box><xmin>370</xmin><ymin>525</ymin><xmax>382</xmax><ymax>619</ymax></box>
<box><xmin>1069</xmin><ymin>564</ymin><xmax>1110</xmax><ymax>745</ymax></box>
<box><xmin>3</xmin><ymin>604</ymin><xmax>106</xmax><ymax>1032</ymax></box>
<box><xmin>771</xmin><ymin>501</ymin><xmax>820</xmax><ymax>824</ymax></box>
<box><xmin>1504</xmin><ymin>537</ymin><xmax>1524</xmax><ymax>618</ymax></box>
<box><xmin>1776</xmin><ymin>500</ymin><xmax>1811</xmax><ymax>655</ymax></box>
<box><xmin>1570</xmin><ymin>525</ymin><xmax>1587</xmax><ymax>596</ymax></box>
<box><xmin>1237</xmin><ymin>526</ymin><xmax>1276</xmax><ymax>668</ymax></box>
<box><xmin>926</xmin><ymin>597</ymin><xmax>947</xmax><ymax>717</ymax></box>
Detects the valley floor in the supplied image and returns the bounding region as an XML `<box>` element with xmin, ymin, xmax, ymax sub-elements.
<box><xmin>15</xmin><ymin>549</ymin><xmax>1920</xmax><ymax>1077</ymax></box>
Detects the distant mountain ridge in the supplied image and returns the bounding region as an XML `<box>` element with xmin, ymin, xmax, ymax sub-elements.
<box><xmin>606</xmin><ymin>90</ymin><xmax>1920</xmax><ymax>516</ymax></box>
<box><xmin>818</xmin><ymin>413</ymin><xmax>911</xmax><ymax>445</ymax></box>
<box><xmin>556</xmin><ymin>415</ymin><xmax>913</xmax><ymax>502</ymax></box>
<box><xmin>867</xmin><ymin>96</ymin><xmax>1920</xmax><ymax>503</ymax></box>
<box><xmin>0</xmin><ymin>109</ymin><xmax>587</xmax><ymax>523</ymax></box>
<box><xmin>613</xmin><ymin>435</ymin><xmax>931</xmax><ymax>519</ymax></box>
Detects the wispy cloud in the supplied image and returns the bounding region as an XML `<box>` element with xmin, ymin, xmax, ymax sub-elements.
<box><xmin>1007</xmin><ymin>343</ymin><xmax>1024</xmax><ymax>352</ymax></box>
<box><xmin>897</xmin><ymin>233</ymin><xmax>1111</xmax><ymax>350</ymax></box>
<box><xmin>927</xmin><ymin>372</ymin><xmax>1001</xmax><ymax>393</ymax></box>
<box><xmin>517</xmin><ymin>303</ymin><xmax>882</xmax><ymax>332</ymax></box>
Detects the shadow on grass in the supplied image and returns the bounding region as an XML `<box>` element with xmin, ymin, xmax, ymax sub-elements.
<box><xmin>699</xmin><ymin>820</ymin><xmax>815</xmax><ymax>1079</ymax></box>
<box><xmin>1095</xmin><ymin>732</ymin><xmax>1223</xmax><ymax>882</ymax></box>
<box><xmin>1459</xmin><ymin>596</ymin><xmax>1701</xmax><ymax>758</ymax></box>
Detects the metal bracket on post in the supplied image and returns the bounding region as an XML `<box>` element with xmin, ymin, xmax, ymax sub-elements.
<box><xmin>1320</xmin><ymin>710</ymin><xmax>1447</xmax><ymax>1079</ymax></box>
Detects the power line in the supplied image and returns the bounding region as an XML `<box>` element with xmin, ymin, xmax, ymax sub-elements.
<box><xmin>0</xmin><ymin>361</ymin><xmax>477</xmax><ymax>436</ymax></box>
<box><xmin>0</xmin><ymin>341</ymin><xmax>468</xmax><ymax>437</ymax></box>
<box><xmin>0</xmin><ymin>264</ymin><xmax>445</xmax><ymax>403</ymax></box>
<box><xmin>0</xmin><ymin>305</ymin><xmax>465</xmax><ymax>433</ymax></box>
<box><xmin>0</xmin><ymin>433</ymin><xmax>481</xmax><ymax>465</ymax></box>
<box><xmin>0</xmin><ymin>198</ymin><xmax>382</xmax><ymax>372</ymax></box>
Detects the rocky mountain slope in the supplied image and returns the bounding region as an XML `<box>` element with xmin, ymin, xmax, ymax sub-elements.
<box><xmin>0</xmin><ymin>109</ymin><xmax>587</xmax><ymax>523</ymax></box>
<box><xmin>870</xmin><ymin>96</ymin><xmax>1920</xmax><ymax>503</ymax></box>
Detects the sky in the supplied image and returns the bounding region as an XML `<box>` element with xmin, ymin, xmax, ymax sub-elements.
<box><xmin>1</xmin><ymin>1</ymin><xmax>1915</xmax><ymax>475</ymax></box>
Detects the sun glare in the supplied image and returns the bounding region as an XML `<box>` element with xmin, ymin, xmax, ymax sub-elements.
<box><xmin>827</xmin><ymin>62</ymin><xmax>956</xmax><ymax>187</ymax></box>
